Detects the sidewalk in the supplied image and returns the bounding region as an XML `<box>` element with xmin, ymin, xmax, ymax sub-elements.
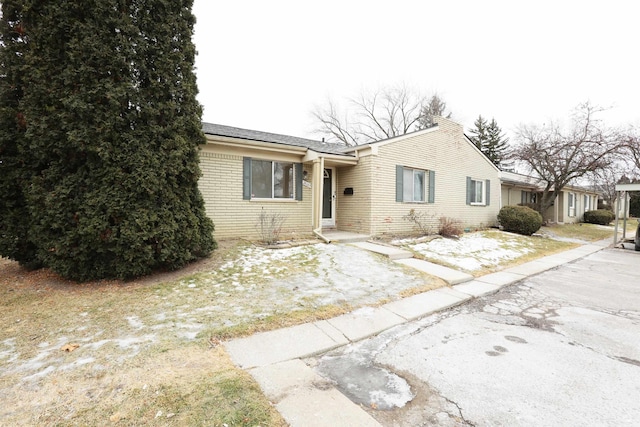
<box><xmin>224</xmin><ymin>239</ymin><xmax>611</xmax><ymax>427</ymax></box>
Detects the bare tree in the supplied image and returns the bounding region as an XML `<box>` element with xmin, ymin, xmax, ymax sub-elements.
<box><xmin>417</xmin><ymin>94</ymin><xmax>452</xmax><ymax>129</ymax></box>
<box><xmin>622</xmin><ymin>128</ymin><xmax>640</xmax><ymax>173</ymax></box>
<box><xmin>312</xmin><ymin>84</ymin><xmax>433</xmax><ymax>146</ymax></box>
<box><xmin>513</xmin><ymin>102</ymin><xmax>622</xmax><ymax>216</ymax></box>
<box><xmin>589</xmin><ymin>163</ymin><xmax>635</xmax><ymax>208</ymax></box>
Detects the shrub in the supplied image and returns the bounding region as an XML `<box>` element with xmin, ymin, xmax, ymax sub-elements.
<box><xmin>438</xmin><ymin>217</ymin><xmax>463</xmax><ymax>238</ymax></box>
<box><xmin>583</xmin><ymin>209</ymin><xmax>615</xmax><ymax>225</ymax></box>
<box><xmin>256</xmin><ymin>209</ymin><xmax>286</xmax><ymax>244</ymax></box>
<box><xmin>497</xmin><ymin>205</ymin><xmax>543</xmax><ymax>236</ymax></box>
<box><xmin>402</xmin><ymin>209</ymin><xmax>435</xmax><ymax>235</ymax></box>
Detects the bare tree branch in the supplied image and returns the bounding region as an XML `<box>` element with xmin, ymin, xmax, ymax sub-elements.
<box><xmin>311</xmin><ymin>83</ymin><xmax>439</xmax><ymax>145</ymax></box>
<box><xmin>513</xmin><ymin>101</ymin><xmax>623</xmax><ymax>217</ymax></box>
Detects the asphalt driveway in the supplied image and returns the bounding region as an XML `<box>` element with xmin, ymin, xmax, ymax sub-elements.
<box><xmin>312</xmin><ymin>248</ymin><xmax>640</xmax><ymax>426</ymax></box>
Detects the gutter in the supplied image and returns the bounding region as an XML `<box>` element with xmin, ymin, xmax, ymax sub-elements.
<box><xmin>313</xmin><ymin>228</ymin><xmax>331</xmax><ymax>244</ymax></box>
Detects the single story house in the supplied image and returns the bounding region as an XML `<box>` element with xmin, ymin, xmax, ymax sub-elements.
<box><xmin>500</xmin><ymin>171</ymin><xmax>599</xmax><ymax>224</ymax></box>
<box><xmin>199</xmin><ymin>117</ymin><xmax>501</xmax><ymax>240</ymax></box>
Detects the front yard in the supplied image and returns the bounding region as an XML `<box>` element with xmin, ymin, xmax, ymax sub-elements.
<box><xmin>0</xmin><ymin>223</ymin><xmax>619</xmax><ymax>426</ymax></box>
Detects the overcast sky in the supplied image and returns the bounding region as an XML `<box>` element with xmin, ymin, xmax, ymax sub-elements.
<box><xmin>192</xmin><ymin>0</ymin><xmax>638</xmax><ymax>142</ymax></box>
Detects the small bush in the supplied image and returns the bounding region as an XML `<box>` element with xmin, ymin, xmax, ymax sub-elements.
<box><xmin>497</xmin><ymin>205</ymin><xmax>543</xmax><ymax>236</ymax></box>
<box><xmin>403</xmin><ymin>209</ymin><xmax>435</xmax><ymax>235</ymax></box>
<box><xmin>583</xmin><ymin>209</ymin><xmax>615</xmax><ymax>225</ymax></box>
<box><xmin>438</xmin><ymin>217</ymin><xmax>463</xmax><ymax>238</ymax></box>
<box><xmin>256</xmin><ymin>209</ymin><xmax>286</xmax><ymax>244</ymax></box>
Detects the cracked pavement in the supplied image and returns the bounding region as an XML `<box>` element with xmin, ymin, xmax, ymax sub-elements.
<box><xmin>309</xmin><ymin>248</ymin><xmax>640</xmax><ymax>426</ymax></box>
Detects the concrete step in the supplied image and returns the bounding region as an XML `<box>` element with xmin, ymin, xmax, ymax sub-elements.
<box><xmin>349</xmin><ymin>241</ymin><xmax>413</xmax><ymax>260</ymax></box>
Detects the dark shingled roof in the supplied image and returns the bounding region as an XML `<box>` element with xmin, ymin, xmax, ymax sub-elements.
<box><xmin>202</xmin><ymin>122</ymin><xmax>352</xmax><ymax>156</ymax></box>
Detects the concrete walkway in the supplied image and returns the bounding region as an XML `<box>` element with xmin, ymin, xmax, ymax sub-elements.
<box><xmin>224</xmin><ymin>239</ymin><xmax>610</xmax><ymax>427</ymax></box>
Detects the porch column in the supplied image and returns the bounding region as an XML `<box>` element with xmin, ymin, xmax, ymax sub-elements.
<box><xmin>311</xmin><ymin>157</ymin><xmax>325</xmax><ymax>231</ymax></box>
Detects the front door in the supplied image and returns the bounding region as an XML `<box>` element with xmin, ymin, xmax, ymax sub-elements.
<box><xmin>322</xmin><ymin>168</ymin><xmax>335</xmax><ymax>227</ymax></box>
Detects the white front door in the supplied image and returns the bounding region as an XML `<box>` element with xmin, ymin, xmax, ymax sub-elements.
<box><xmin>322</xmin><ymin>168</ymin><xmax>336</xmax><ymax>227</ymax></box>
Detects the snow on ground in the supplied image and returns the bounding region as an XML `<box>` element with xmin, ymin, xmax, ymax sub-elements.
<box><xmin>400</xmin><ymin>232</ymin><xmax>534</xmax><ymax>272</ymax></box>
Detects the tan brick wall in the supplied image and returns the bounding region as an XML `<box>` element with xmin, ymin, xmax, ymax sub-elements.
<box><xmin>335</xmin><ymin>158</ymin><xmax>373</xmax><ymax>234</ymax></box>
<box><xmin>198</xmin><ymin>151</ymin><xmax>313</xmax><ymax>240</ymax></box>
<box><xmin>364</xmin><ymin>118</ymin><xmax>501</xmax><ymax>236</ymax></box>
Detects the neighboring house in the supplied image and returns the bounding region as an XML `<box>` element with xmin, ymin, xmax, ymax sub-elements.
<box><xmin>199</xmin><ymin>117</ymin><xmax>501</xmax><ymax>240</ymax></box>
<box><xmin>500</xmin><ymin>171</ymin><xmax>599</xmax><ymax>224</ymax></box>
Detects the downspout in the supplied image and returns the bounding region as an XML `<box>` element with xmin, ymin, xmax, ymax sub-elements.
<box><xmin>313</xmin><ymin>228</ymin><xmax>331</xmax><ymax>243</ymax></box>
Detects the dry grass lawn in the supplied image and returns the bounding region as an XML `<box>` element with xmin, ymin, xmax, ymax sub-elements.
<box><xmin>0</xmin><ymin>242</ymin><xmax>288</xmax><ymax>427</ymax></box>
<box><xmin>1</xmin><ymin>223</ymin><xmax>611</xmax><ymax>425</ymax></box>
<box><xmin>1</xmin><ymin>239</ymin><xmax>443</xmax><ymax>426</ymax></box>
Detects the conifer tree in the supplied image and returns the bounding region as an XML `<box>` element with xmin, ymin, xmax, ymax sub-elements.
<box><xmin>468</xmin><ymin>115</ymin><xmax>509</xmax><ymax>167</ymax></box>
<box><xmin>485</xmin><ymin>118</ymin><xmax>510</xmax><ymax>167</ymax></box>
<box><xmin>469</xmin><ymin>115</ymin><xmax>489</xmax><ymax>151</ymax></box>
<box><xmin>0</xmin><ymin>0</ymin><xmax>216</xmax><ymax>281</ymax></box>
<box><xmin>0</xmin><ymin>2</ymin><xmax>40</xmax><ymax>267</ymax></box>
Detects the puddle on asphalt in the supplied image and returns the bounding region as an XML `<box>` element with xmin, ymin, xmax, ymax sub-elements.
<box><xmin>315</xmin><ymin>355</ymin><xmax>414</xmax><ymax>410</ymax></box>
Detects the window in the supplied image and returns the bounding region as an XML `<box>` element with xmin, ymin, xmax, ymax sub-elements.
<box><xmin>243</xmin><ymin>158</ymin><xmax>302</xmax><ymax>201</ymax></box>
<box><xmin>568</xmin><ymin>192</ymin><xmax>576</xmax><ymax>217</ymax></box>
<box><xmin>396</xmin><ymin>166</ymin><xmax>434</xmax><ymax>203</ymax></box>
<box><xmin>403</xmin><ymin>168</ymin><xmax>425</xmax><ymax>202</ymax></box>
<box><xmin>470</xmin><ymin>179</ymin><xmax>484</xmax><ymax>204</ymax></box>
<box><xmin>251</xmin><ymin>160</ymin><xmax>293</xmax><ymax>199</ymax></box>
<box><xmin>521</xmin><ymin>191</ymin><xmax>537</xmax><ymax>204</ymax></box>
<box><xmin>584</xmin><ymin>195</ymin><xmax>591</xmax><ymax>211</ymax></box>
<box><xmin>466</xmin><ymin>177</ymin><xmax>491</xmax><ymax>206</ymax></box>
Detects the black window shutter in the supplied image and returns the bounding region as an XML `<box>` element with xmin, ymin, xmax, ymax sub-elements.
<box><xmin>485</xmin><ymin>179</ymin><xmax>491</xmax><ymax>206</ymax></box>
<box><xmin>243</xmin><ymin>157</ymin><xmax>252</xmax><ymax>200</ymax></box>
<box><xmin>466</xmin><ymin>176</ymin><xmax>472</xmax><ymax>205</ymax></box>
<box><xmin>428</xmin><ymin>170</ymin><xmax>435</xmax><ymax>203</ymax></box>
<box><xmin>295</xmin><ymin>163</ymin><xmax>303</xmax><ymax>201</ymax></box>
<box><xmin>396</xmin><ymin>165</ymin><xmax>403</xmax><ymax>202</ymax></box>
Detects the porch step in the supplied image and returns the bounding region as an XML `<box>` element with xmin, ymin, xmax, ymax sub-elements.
<box><xmin>349</xmin><ymin>241</ymin><xmax>413</xmax><ymax>260</ymax></box>
<box><xmin>321</xmin><ymin>231</ymin><xmax>371</xmax><ymax>243</ymax></box>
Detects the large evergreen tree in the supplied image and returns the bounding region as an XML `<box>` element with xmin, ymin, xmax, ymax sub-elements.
<box><xmin>468</xmin><ymin>115</ymin><xmax>509</xmax><ymax>167</ymax></box>
<box><xmin>0</xmin><ymin>0</ymin><xmax>216</xmax><ymax>281</ymax></box>
<box><xmin>0</xmin><ymin>2</ymin><xmax>40</xmax><ymax>268</ymax></box>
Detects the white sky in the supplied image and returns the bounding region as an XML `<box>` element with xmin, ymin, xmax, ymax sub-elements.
<box><xmin>192</xmin><ymin>0</ymin><xmax>639</xmax><ymax>142</ymax></box>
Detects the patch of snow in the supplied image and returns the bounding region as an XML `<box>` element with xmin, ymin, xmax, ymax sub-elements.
<box><xmin>406</xmin><ymin>232</ymin><xmax>533</xmax><ymax>271</ymax></box>
<box><xmin>59</xmin><ymin>357</ymin><xmax>95</xmax><ymax>371</ymax></box>
<box><xmin>126</xmin><ymin>316</ymin><xmax>144</xmax><ymax>329</ymax></box>
<box><xmin>0</xmin><ymin>338</ymin><xmax>18</xmax><ymax>363</ymax></box>
<box><xmin>22</xmin><ymin>365</ymin><xmax>56</xmax><ymax>382</ymax></box>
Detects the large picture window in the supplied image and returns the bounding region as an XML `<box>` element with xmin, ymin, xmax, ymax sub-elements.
<box><xmin>251</xmin><ymin>160</ymin><xmax>293</xmax><ymax>199</ymax></box>
<box><xmin>243</xmin><ymin>158</ymin><xmax>302</xmax><ymax>201</ymax></box>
